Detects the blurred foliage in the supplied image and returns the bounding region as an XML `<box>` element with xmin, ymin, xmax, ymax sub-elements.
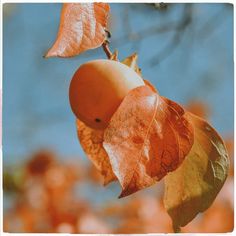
<box><xmin>3</xmin><ymin>123</ymin><xmax>234</xmax><ymax>233</ymax></box>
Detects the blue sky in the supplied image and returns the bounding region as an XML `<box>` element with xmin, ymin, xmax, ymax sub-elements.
<box><xmin>3</xmin><ymin>3</ymin><xmax>233</xmax><ymax>165</ymax></box>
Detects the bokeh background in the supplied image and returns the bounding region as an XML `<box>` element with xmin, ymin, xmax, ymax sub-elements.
<box><xmin>3</xmin><ymin>3</ymin><xmax>234</xmax><ymax>233</ymax></box>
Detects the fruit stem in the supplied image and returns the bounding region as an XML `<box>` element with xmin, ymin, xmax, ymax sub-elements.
<box><xmin>102</xmin><ymin>41</ymin><xmax>113</xmax><ymax>59</ymax></box>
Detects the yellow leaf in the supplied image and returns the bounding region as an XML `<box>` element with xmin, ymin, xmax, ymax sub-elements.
<box><xmin>164</xmin><ymin>112</ymin><xmax>229</xmax><ymax>229</ymax></box>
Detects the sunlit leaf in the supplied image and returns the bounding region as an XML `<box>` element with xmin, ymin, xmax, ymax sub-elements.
<box><xmin>45</xmin><ymin>3</ymin><xmax>110</xmax><ymax>58</ymax></box>
<box><xmin>164</xmin><ymin>112</ymin><xmax>229</xmax><ymax>229</ymax></box>
<box><xmin>103</xmin><ymin>86</ymin><xmax>194</xmax><ymax>197</ymax></box>
<box><xmin>76</xmin><ymin>119</ymin><xmax>116</xmax><ymax>185</ymax></box>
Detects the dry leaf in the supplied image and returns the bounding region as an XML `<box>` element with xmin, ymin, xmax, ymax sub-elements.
<box><xmin>45</xmin><ymin>3</ymin><xmax>110</xmax><ymax>58</ymax></box>
<box><xmin>122</xmin><ymin>53</ymin><xmax>141</xmax><ymax>75</ymax></box>
<box><xmin>110</xmin><ymin>50</ymin><xmax>119</xmax><ymax>61</ymax></box>
<box><xmin>76</xmin><ymin>119</ymin><xmax>116</xmax><ymax>185</ymax></box>
<box><xmin>164</xmin><ymin>112</ymin><xmax>229</xmax><ymax>229</ymax></box>
<box><xmin>103</xmin><ymin>86</ymin><xmax>194</xmax><ymax>197</ymax></box>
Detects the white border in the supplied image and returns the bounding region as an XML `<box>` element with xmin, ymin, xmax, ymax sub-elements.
<box><xmin>0</xmin><ymin>0</ymin><xmax>235</xmax><ymax>3</ymax></box>
<box><xmin>1</xmin><ymin>1</ymin><xmax>235</xmax><ymax>236</ymax></box>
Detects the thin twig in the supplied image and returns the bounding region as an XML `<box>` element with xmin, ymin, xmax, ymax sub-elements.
<box><xmin>112</xmin><ymin>22</ymin><xmax>181</xmax><ymax>47</ymax></box>
<box><xmin>150</xmin><ymin>4</ymin><xmax>192</xmax><ymax>66</ymax></box>
<box><xmin>102</xmin><ymin>41</ymin><xmax>113</xmax><ymax>59</ymax></box>
<box><xmin>112</xmin><ymin>5</ymin><xmax>192</xmax><ymax>48</ymax></box>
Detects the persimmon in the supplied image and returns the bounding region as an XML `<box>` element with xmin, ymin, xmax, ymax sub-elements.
<box><xmin>69</xmin><ymin>59</ymin><xmax>145</xmax><ymax>129</ymax></box>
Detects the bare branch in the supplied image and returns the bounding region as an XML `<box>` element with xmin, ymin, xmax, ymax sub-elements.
<box><xmin>150</xmin><ymin>4</ymin><xmax>192</xmax><ymax>66</ymax></box>
<box><xmin>112</xmin><ymin>4</ymin><xmax>192</xmax><ymax>48</ymax></box>
<box><xmin>112</xmin><ymin>22</ymin><xmax>181</xmax><ymax>47</ymax></box>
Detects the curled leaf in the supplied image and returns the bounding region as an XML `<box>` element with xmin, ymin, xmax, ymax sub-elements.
<box><xmin>103</xmin><ymin>86</ymin><xmax>194</xmax><ymax>197</ymax></box>
<box><xmin>122</xmin><ymin>53</ymin><xmax>141</xmax><ymax>75</ymax></box>
<box><xmin>164</xmin><ymin>112</ymin><xmax>229</xmax><ymax>228</ymax></box>
<box><xmin>76</xmin><ymin>119</ymin><xmax>116</xmax><ymax>185</ymax></box>
<box><xmin>45</xmin><ymin>3</ymin><xmax>110</xmax><ymax>58</ymax></box>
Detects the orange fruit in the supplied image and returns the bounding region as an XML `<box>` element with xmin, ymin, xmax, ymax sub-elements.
<box><xmin>69</xmin><ymin>59</ymin><xmax>144</xmax><ymax>129</ymax></box>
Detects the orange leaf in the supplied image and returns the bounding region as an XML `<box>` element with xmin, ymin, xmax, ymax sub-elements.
<box><xmin>103</xmin><ymin>86</ymin><xmax>194</xmax><ymax>197</ymax></box>
<box><xmin>45</xmin><ymin>3</ymin><xmax>110</xmax><ymax>58</ymax></box>
<box><xmin>76</xmin><ymin>119</ymin><xmax>116</xmax><ymax>185</ymax></box>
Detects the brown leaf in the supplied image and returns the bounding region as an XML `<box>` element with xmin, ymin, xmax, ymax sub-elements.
<box><xmin>45</xmin><ymin>3</ymin><xmax>110</xmax><ymax>58</ymax></box>
<box><xmin>164</xmin><ymin>112</ymin><xmax>229</xmax><ymax>228</ymax></box>
<box><xmin>103</xmin><ymin>86</ymin><xmax>194</xmax><ymax>197</ymax></box>
<box><xmin>76</xmin><ymin>119</ymin><xmax>116</xmax><ymax>185</ymax></box>
<box><xmin>122</xmin><ymin>53</ymin><xmax>141</xmax><ymax>75</ymax></box>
